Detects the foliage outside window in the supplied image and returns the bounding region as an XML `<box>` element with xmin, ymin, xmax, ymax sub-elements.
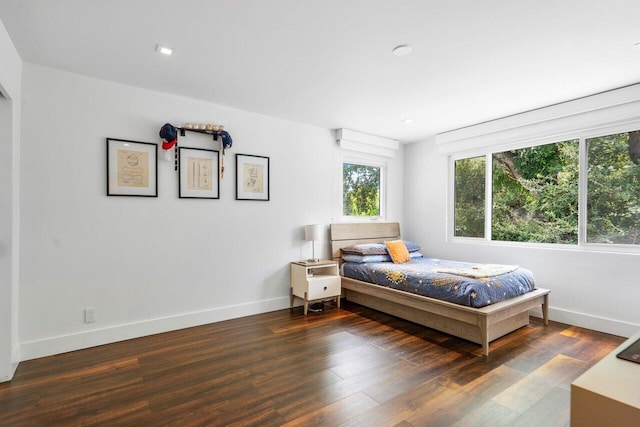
<box><xmin>343</xmin><ymin>162</ymin><xmax>381</xmax><ymax>217</ymax></box>
<box><xmin>454</xmin><ymin>156</ymin><xmax>485</xmax><ymax>237</ymax></box>
<box><xmin>492</xmin><ymin>140</ymin><xmax>579</xmax><ymax>244</ymax></box>
<box><xmin>453</xmin><ymin>129</ymin><xmax>640</xmax><ymax>247</ymax></box>
<box><xmin>587</xmin><ymin>131</ymin><xmax>640</xmax><ymax>244</ymax></box>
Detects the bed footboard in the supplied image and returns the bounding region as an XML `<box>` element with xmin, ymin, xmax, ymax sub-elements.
<box><xmin>342</xmin><ymin>277</ymin><xmax>550</xmax><ymax>356</ymax></box>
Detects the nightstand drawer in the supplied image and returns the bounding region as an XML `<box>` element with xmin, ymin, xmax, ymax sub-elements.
<box><xmin>307</xmin><ymin>276</ymin><xmax>341</xmax><ymax>300</ymax></box>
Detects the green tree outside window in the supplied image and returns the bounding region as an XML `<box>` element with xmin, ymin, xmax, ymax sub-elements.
<box><xmin>492</xmin><ymin>140</ymin><xmax>579</xmax><ymax>244</ymax></box>
<box><xmin>587</xmin><ymin>131</ymin><xmax>640</xmax><ymax>244</ymax></box>
<box><xmin>454</xmin><ymin>156</ymin><xmax>485</xmax><ymax>237</ymax></box>
<box><xmin>343</xmin><ymin>163</ymin><xmax>380</xmax><ymax>216</ymax></box>
<box><xmin>454</xmin><ymin>130</ymin><xmax>640</xmax><ymax>246</ymax></box>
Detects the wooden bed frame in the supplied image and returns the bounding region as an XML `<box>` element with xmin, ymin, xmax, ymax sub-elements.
<box><xmin>330</xmin><ymin>222</ymin><xmax>549</xmax><ymax>356</ymax></box>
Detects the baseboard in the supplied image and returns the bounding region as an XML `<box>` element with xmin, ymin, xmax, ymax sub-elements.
<box><xmin>19</xmin><ymin>296</ymin><xmax>291</xmax><ymax>361</ymax></box>
<box><xmin>11</xmin><ymin>344</ymin><xmax>19</xmax><ymax>361</ymax></box>
<box><xmin>530</xmin><ymin>306</ymin><xmax>638</xmax><ymax>338</ymax></box>
<box><xmin>18</xmin><ymin>298</ymin><xmax>638</xmax><ymax>361</ymax></box>
<box><xmin>0</xmin><ymin>344</ymin><xmax>21</xmax><ymax>383</ymax></box>
<box><xmin>10</xmin><ymin>343</ymin><xmax>19</xmax><ymax>377</ymax></box>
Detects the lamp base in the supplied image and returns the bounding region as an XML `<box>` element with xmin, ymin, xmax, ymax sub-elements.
<box><xmin>306</xmin><ymin>258</ymin><xmax>320</xmax><ymax>263</ymax></box>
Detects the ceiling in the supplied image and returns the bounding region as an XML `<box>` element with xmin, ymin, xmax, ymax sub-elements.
<box><xmin>1</xmin><ymin>0</ymin><xmax>640</xmax><ymax>143</ymax></box>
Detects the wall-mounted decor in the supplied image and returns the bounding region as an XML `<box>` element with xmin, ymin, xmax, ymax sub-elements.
<box><xmin>168</xmin><ymin>124</ymin><xmax>234</xmax><ymax>176</ymax></box>
<box><xmin>236</xmin><ymin>154</ymin><xmax>270</xmax><ymax>201</ymax></box>
<box><xmin>179</xmin><ymin>147</ymin><xmax>220</xmax><ymax>199</ymax></box>
<box><xmin>106</xmin><ymin>138</ymin><xmax>158</xmax><ymax>197</ymax></box>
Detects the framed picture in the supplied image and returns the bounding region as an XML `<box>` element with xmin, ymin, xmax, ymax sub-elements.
<box><xmin>236</xmin><ymin>154</ymin><xmax>270</xmax><ymax>201</ymax></box>
<box><xmin>179</xmin><ymin>147</ymin><xmax>220</xmax><ymax>199</ymax></box>
<box><xmin>106</xmin><ymin>138</ymin><xmax>158</xmax><ymax>197</ymax></box>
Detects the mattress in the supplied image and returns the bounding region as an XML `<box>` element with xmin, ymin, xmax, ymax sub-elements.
<box><xmin>341</xmin><ymin>257</ymin><xmax>536</xmax><ymax>308</ymax></box>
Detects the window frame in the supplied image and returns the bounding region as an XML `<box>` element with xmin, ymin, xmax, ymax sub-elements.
<box><xmin>340</xmin><ymin>155</ymin><xmax>386</xmax><ymax>222</ymax></box>
<box><xmin>449</xmin><ymin>121</ymin><xmax>640</xmax><ymax>254</ymax></box>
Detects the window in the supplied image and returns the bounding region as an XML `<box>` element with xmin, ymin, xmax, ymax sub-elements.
<box><xmin>454</xmin><ymin>156</ymin><xmax>485</xmax><ymax>237</ymax></box>
<box><xmin>492</xmin><ymin>140</ymin><xmax>579</xmax><ymax>244</ymax></box>
<box><xmin>587</xmin><ymin>131</ymin><xmax>640</xmax><ymax>244</ymax></box>
<box><xmin>452</xmin><ymin>128</ymin><xmax>640</xmax><ymax>248</ymax></box>
<box><xmin>342</xmin><ymin>161</ymin><xmax>382</xmax><ymax>218</ymax></box>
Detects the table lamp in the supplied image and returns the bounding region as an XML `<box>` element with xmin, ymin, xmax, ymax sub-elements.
<box><xmin>304</xmin><ymin>224</ymin><xmax>323</xmax><ymax>262</ymax></box>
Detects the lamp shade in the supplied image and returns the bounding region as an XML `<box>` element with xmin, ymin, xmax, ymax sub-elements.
<box><xmin>304</xmin><ymin>224</ymin><xmax>323</xmax><ymax>241</ymax></box>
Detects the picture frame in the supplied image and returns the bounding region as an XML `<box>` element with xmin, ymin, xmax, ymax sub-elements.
<box><xmin>106</xmin><ymin>138</ymin><xmax>158</xmax><ymax>197</ymax></box>
<box><xmin>179</xmin><ymin>147</ymin><xmax>220</xmax><ymax>199</ymax></box>
<box><xmin>236</xmin><ymin>154</ymin><xmax>270</xmax><ymax>201</ymax></box>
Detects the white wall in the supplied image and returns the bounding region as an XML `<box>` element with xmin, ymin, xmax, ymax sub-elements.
<box><xmin>404</xmin><ymin>138</ymin><xmax>640</xmax><ymax>338</ymax></box>
<box><xmin>0</xmin><ymin>17</ymin><xmax>21</xmax><ymax>382</ymax></box>
<box><xmin>18</xmin><ymin>63</ymin><xmax>404</xmax><ymax>360</ymax></box>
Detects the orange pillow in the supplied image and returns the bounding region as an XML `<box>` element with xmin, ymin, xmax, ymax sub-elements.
<box><xmin>385</xmin><ymin>240</ymin><xmax>410</xmax><ymax>264</ymax></box>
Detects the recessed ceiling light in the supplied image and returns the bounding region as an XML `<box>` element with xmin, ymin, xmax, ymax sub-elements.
<box><xmin>392</xmin><ymin>44</ymin><xmax>412</xmax><ymax>56</ymax></box>
<box><xmin>402</xmin><ymin>118</ymin><xmax>414</xmax><ymax>123</ymax></box>
<box><xmin>156</xmin><ymin>44</ymin><xmax>174</xmax><ymax>56</ymax></box>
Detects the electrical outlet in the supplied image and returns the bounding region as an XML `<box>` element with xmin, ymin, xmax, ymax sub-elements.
<box><xmin>84</xmin><ymin>307</ymin><xmax>96</xmax><ymax>323</ymax></box>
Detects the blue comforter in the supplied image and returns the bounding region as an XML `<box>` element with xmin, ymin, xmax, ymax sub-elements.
<box><xmin>341</xmin><ymin>257</ymin><xmax>535</xmax><ymax>308</ymax></box>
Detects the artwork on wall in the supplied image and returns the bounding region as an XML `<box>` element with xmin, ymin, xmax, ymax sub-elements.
<box><xmin>179</xmin><ymin>147</ymin><xmax>220</xmax><ymax>199</ymax></box>
<box><xmin>236</xmin><ymin>154</ymin><xmax>270</xmax><ymax>201</ymax></box>
<box><xmin>106</xmin><ymin>138</ymin><xmax>158</xmax><ymax>197</ymax></box>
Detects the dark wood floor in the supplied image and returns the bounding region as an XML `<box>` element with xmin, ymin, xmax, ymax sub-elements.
<box><xmin>0</xmin><ymin>300</ymin><xmax>625</xmax><ymax>426</ymax></box>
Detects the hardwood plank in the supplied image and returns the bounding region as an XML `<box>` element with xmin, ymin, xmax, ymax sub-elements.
<box><xmin>457</xmin><ymin>364</ymin><xmax>528</xmax><ymax>399</ymax></box>
<box><xmin>492</xmin><ymin>373</ymin><xmax>555</xmax><ymax>414</ymax></box>
<box><xmin>530</xmin><ymin>354</ymin><xmax>589</xmax><ymax>390</ymax></box>
<box><xmin>281</xmin><ymin>392</ymin><xmax>379</xmax><ymax>427</ymax></box>
<box><xmin>405</xmin><ymin>387</ymin><xmax>487</xmax><ymax>427</ymax></box>
<box><xmin>511</xmin><ymin>386</ymin><xmax>571</xmax><ymax>427</ymax></box>
<box><xmin>491</xmin><ymin>354</ymin><xmax>588</xmax><ymax>413</ymax></box>
<box><xmin>503</xmin><ymin>324</ymin><xmax>580</xmax><ymax>373</ymax></box>
<box><xmin>453</xmin><ymin>401</ymin><xmax>520</xmax><ymax>427</ymax></box>
<box><xmin>0</xmin><ymin>301</ymin><xmax>625</xmax><ymax>426</ymax></box>
<box><xmin>363</xmin><ymin>352</ymin><xmax>470</xmax><ymax>404</ymax></box>
<box><xmin>362</xmin><ymin>375</ymin><xmax>492</xmax><ymax>427</ymax></box>
<box><xmin>337</xmin><ymin>376</ymin><xmax>448</xmax><ymax>427</ymax></box>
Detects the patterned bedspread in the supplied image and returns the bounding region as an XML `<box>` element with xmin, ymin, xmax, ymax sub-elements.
<box><xmin>341</xmin><ymin>257</ymin><xmax>535</xmax><ymax>308</ymax></box>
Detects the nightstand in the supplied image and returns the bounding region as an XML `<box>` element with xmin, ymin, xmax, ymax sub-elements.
<box><xmin>290</xmin><ymin>260</ymin><xmax>341</xmax><ymax>315</ymax></box>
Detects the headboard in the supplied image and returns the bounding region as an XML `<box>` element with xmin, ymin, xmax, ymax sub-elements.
<box><xmin>330</xmin><ymin>222</ymin><xmax>401</xmax><ymax>260</ymax></box>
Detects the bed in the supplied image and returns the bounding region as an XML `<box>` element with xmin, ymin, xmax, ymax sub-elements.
<box><xmin>331</xmin><ymin>222</ymin><xmax>550</xmax><ymax>356</ymax></box>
